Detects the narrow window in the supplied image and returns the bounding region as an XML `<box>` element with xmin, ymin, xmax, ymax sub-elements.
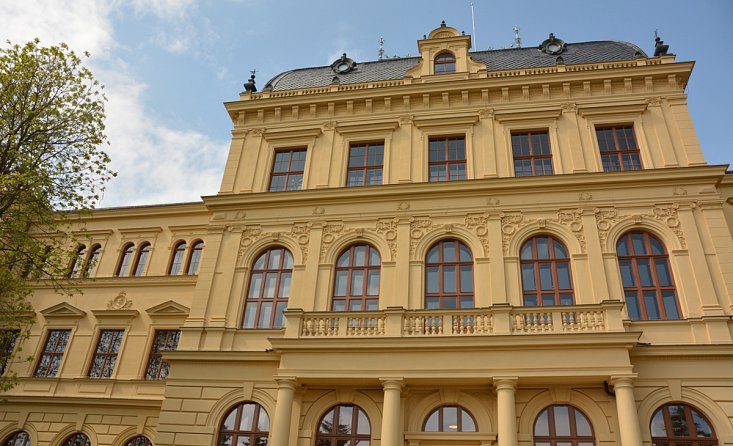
<box><xmin>61</xmin><ymin>433</ymin><xmax>90</xmax><ymax>446</ymax></box>
<box><xmin>332</xmin><ymin>244</ymin><xmax>381</xmax><ymax>311</ymax></box>
<box><xmin>520</xmin><ymin>236</ymin><xmax>574</xmax><ymax>306</ymax></box>
<box><xmin>617</xmin><ymin>231</ymin><xmax>680</xmax><ymax>320</ymax></box>
<box><xmin>596</xmin><ymin>125</ymin><xmax>642</xmax><ymax>172</ymax></box>
<box><xmin>651</xmin><ymin>403</ymin><xmax>718</xmax><ymax>446</ymax></box>
<box><xmin>124</xmin><ymin>436</ymin><xmax>153</xmax><ymax>446</ymax></box>
<box><xmin>434</xmin><ymin>52</ymin><xmax>456</xmax><ymax>73</ymax></box>
<box><xmin>316</xmin><ymin>405</ymin><xmax>371</xmax><ymax>446</ymax></box>
<box><xmin>428</xmin><ymin>136</ymin><xmax>466</xmax><ymax>182</ymax></box>
<box><xmin>145</xmin><ymin>330</ymin><xmax>180</xmax><ymax>380</ymax></box>
<box><xmin>0</xmin><ymin>330</ymin><xmax>20</xmax><ymax>375</ymax></box>
<box><xmin>346</xmin><ymin>142</ymin><xmax>384</xmax><ymax>187</ymax></box>
<box><xmin>534</xmin><ymin>405</ymin><xmax>595</xmax><ymax>446</ymax></box>
<box><xmin>2</xmin><ymin>431</ymin><xmax>31</xmax><ymax>446</ymax></box>
<box><xmin>68</xmin><ymin>245</ymin><xmax>86</xmax><ymax>278</ymax></box>
<box><xmin>269</xmin><ymin>148</ymin><xmax>306</xmax><ymax>191</ymax></box>
<box><xmin>425</xmin><ymin>240</ymin><xmax>474</xmax><ymax>309</ymax></box>
<box><xmin>132</xmin><ymin>243</ymin><xmax>151</xmax><ymax>277</ymax></box>
<box><xmin>242</xmin><ymin>248</ymin><xmax>293</xmax><ymax>329</ymax></box>
<box><xmin>512</xmin><ymin>131</ymin><xmax>554</xmax><ymax>176</ymax></box>
<box><xmin>34</xmin><ymin>329</ymin><xmax>71</xmax><ymax>377</ymax></box>
<box><xmin>218</xmin><ymin>402</ymin><xmax>270</xmax><ymax>446</ymax></box>
<box><xmin>88</xmin><ymin>330</ymin><xmax>124</xmax><ymax>379</ymax></box>
<box><xmin>423</xmin><ymin>405</ymin><xmax>477</xmax><ymax>432</ymax></box>
<box><xmin>83</xmin><ymin>244</ymin><xmax>102</xmax><ymax>277</ymax></box>
<box><xmin>116</xmin><ymin>243</ymin><xmax>135</xmax><ymax>277</ymax></box>
<box><xmin>168</xmin><ymin>241</ymin><xmax>186</xmax><ymax>275</ymax></box>
<box><xmin>186</xmin><ymin>240</ymin><xmax>204</xmax><ymax>275</ymax></box>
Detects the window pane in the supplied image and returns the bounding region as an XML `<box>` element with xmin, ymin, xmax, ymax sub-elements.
<box><xmin>655</xmin><ymin>259</ymin><xmax>672</xmax><ymax>286</ymax></box>
<box><xmin>354</xmin><ymin>246</ymin><xmax>366</xmax><ymax>266</ymax></box>
<box><xmin>632</xmin><ymin>233</ymin><xmax>646</xmax><ymax>255</ymax></box>
<box><xmin>539</xmin><ymin>263</ymin><xmax>554</xmax><ymax>290</ymax></box>
<box><xmin>459</xmin><ymin>296</ymin><xmax>474</xmax><ymax>308</ymax></box>
<box><xmin>442</xmin><ymin>241</ymin><xmax>455</xmax><ymax>262</ymax></box>
<box><xmin>553</xmin><ymin>240</ymin><xmax>568</xmax><ymax>258</ymax></box>
<box><xmin>625</xmin><ymin>292</ymin><xmax>641</xmax><ymax>320</ymax></box>
<box><xmin>274</xmin><ymin>302</ymin><xmax>287</xmax><ymax>328</ymax></box>
<box><xmin>619</xmin><ymin>260</ymin><xmax>635</xmax><ymax>287</ymax></box>
<box><xmin>442</xmin><ymin>406</ymin><xmax>458</xmax><ymax>432</ymax></box>
<box><xmin>369</xmin><ymin>249</ymin><xmax>380</xmax><ymax>266</ymax></box>
<box><xmin>520</xmin><ymin>242</ymin><xmax>533</xmax><ymax>260</ymax></box>
<box><xmin>320</xmin><ymin>409</ymin><xmax>334</xmax><ymax>433</ymax></box>
<box><xmin>258</xmin><ymin>407</ymin><xmax>270</xmax><ymax>431</ymax></box>
<box><xmin>268</xmin><ymin>250</ymin><xmax>282</xmax><ymax>268</ymax></box>
<box><xmin>279</xmin><ymin>272</ymin><xmax>291</xmax><ymax>297</ymax></box>
<box><xmin>662</xmin><ymin>291</ymin><xmax>679</xmax><ymax>319</ymax></box>
<box><xmin>367</xmin><ymin>270</ymin><xmax>380</xmax><ymax>295</ymax></box>
<box><xmin>575</xmin><ymin>411</ymin><xmax>592</xmax><ymax>436</ymax></box>
<box><xmin>534</xmin><ymin>408</ymin><xmax>550</xmax><ymax>435</ymax></box>
<box><xmin>691</xmin><ymin>410</ymin><xmax>714</xmax><ymax>437</ymax></box>
<box><xmin>258</xmin><ymin>303</ymin><xmax>273</xmax><ymax>328</ymax></box>
<box><xmin>240</xmin><ymin>404</ymin><xmax>255</xmax><ymax>430</ymax></box>
<box><xmin>426</xmin><ymin>246</ymin><xmax>439</xmax><ymax>263</ymax></box>
<box><xmin>553</xmin><ymin>406</ymin><xmax>571</xmax><ymax>436</ymax></box>
<box><xmin>443</xmin><ymin>266</ymin><xmax>456</xmax><ymax>293</ymax></box>
<box><xmin>248</xmin><ymin>274</ymin><xmax>263</xmax><ymax>297</ymax></box>
<box><xmin>650</xmin><ymin>236</ymin><xmax>665</xmax><ymax>255</ymax></box>
<box><xmin>536</xmin><ymin>237</ymin><xmax>550</xmax><ymax>259</ymax></box>
<box><xmin>339</xmin><ymin>406</ymin><xmax>353</xmax><ymax>433</ymax></box>
<box><xmin>334</xmin><ymin>271</ymin><xmax>348</xmax><ymax>296</ymax></box>
<box><xmin>351</xmin><ymin>270</ymin><xmax>364</xmax><ymax>296</ymax></box>
<box><xmin>617</xmin><ymin>238</ymin><xmax>629</xmax><ymax>256</ymax></box>
<box><xmin>357</xmin><ymin>408</ymin><xmax>370</xmax><ymax>435</ymax></box>
<box><xmin>557</xmin><ymin>263</ymin><xmax>571</xmax><ymax>289</ymax></box>
<box><xmin>460</xmin><ymin>265</ymin><xmax>473</xmax><ymax>292</ymax></box>
<box><xmin>243</xmin><ymin>302</ymin><xmax>258</xmax><ymax>328</ymax></box>
<box><xmin>349</xmin><ymin>300</ymin><xmax>362</xmax><ymax>311</ymax></box>
<box><xmin>349</xmin><ymin>146</ymin><xmax>365</xmax><ymax>167</ymax></box>
<box><xmin>669</xmin><ymin>405</ymin><xmax>690</xmax><ymax>436</ymax></box>
<box><xmin>560</xmin><ymin>294</ymin><xmax>573</xmax><ymax>305</ymax></box>
<box><xmin>426</xmin><ymin>267</ymin><xmax>439</xmax><ymax>293</ymax></box>
<box><xmin>522</xmin><ymin>265</ymin><xmax>536</xmax><ymax>290</ymax></box>
<box><xmin>461</xmin><ymin>409</ymin><xmax>476</xmax><ymax>432</ymax></box>
<box><xmin>264</xmin><ymin>273</ymin><xmax>277</xmax><ymax>298</ymax></box>
<box><xmin>644</xmin><ymin>291</ymin><xmax>660</xmax><ymax>320</ymax></box>
<box><xmin>424</xmin><ymin>411</ymin><xmax>439</xmax><ymax>432</ymax></box>
<box><xmin>338</xmin><ymin>250</ymin><xmax>351</xmax><ymax>267</ymax></box>
<box><xmin>638</xmin><ymin>260</ymin><xmax>653</xmax><ymax>287</ymax></box>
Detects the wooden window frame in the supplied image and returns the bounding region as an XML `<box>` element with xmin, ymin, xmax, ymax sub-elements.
<box><xmin>144</xmin><ymin>329</ymin><xmax>180</xmax><ymax>380</ymax></box>
<box><xmin>218</xmin><ymin>402</ymin><xmax>270</xmax><ymax>446</ymax></box>
<box><xmin>116</xmin><ymin>243</ymin><xmax>135</xmax><ymax>277</ymax></box>
<box><xmin>132</xmin><ymin>242</ymin><xmax>151</xmax><ymax>277</ymax></box>
<box><xmin>124</xmin><ymin>436</ymin><xmax>153</xmax><ymax>446</ymax></box>
<box><xmin>2</xmin><ymin>431</ymin><xmax>31</xmax><ymax>446</ymax></box>
<box><xmin>268</xmin><ymin>148</ymin><xmax>306</xmax><ymax>192</ymax></box>
<box><xmin>425</xmin><ymin>240</ymin><xmax>474</xmax><ymax>309</ymax></box>
<box><xmin>617</xmin><ymin>231</ymin><xmax>681</xmax><ymax>320</ymax></box>
<box><xmin>0</xmin><ymin>329</ymin><xmax>20</xmax><ymax>375</ymax></box>
<box><xmin>428</xmin><ymin>136</ymin><xmax>467</xmax><ymax>182</ymax></box>
<box><xmin>596</xmin><ymin>125</ymin><xmax>642</xmax><ymax>172</ymax></box>
<box><xmin>423</xmin><ymin>405</ymin><xmax>478</xmax><ymax>432</ymax></box>
<box><xmin>68</xmin><ymin>244</ymin><xmax>87</xmax><ymax>278</ymax></box>
<box><xmin>316</xmin><ymin>404</ymin><xmax>371</xmax><ymax>446</ymax></box>
<box><xmin>533</xmin><ymin>405</ymin><xmax>596</xmax><ymax>446</ymax></box>
<box><xmin>34</xmin><ymin>329</ymin><xmax>71</xmax><ymax>378</ymax></box>
<box><xmin>168</xmin><ymin>241</ymin><xmax>187</xmax><ymax>275</ymax></box>
<box><xmin>520</xmin><ymin>235</ymin><xmax>575</xmax><ymax>306</ymax></box>
<box><xmin>185</xmin><ymin>240</ymin><xmax>204</xmax><ymax>275</ymax></box>
<box><xmin>651</xmin><ymin>403</ymin><xmax>718</xmax><ymax>445</ymax></box>
<box><xmin>62</xmin><ymin>433</ymin><xmax>91</xmax><ymax>446</ymax></box>
<box><xmin>242</xmin><ymin>248</ymin><xmax>293</xmax><ymax>329</ymax></box>
<box><xmin>87</xmin><ymin>329</ymin><xmax>124</xmax><ymax>379</ymax></box>
<box><xmin>346</xmin><ymin>141</ymin><xmax>384</xmax><ymax>187</ymax></box>
<box><xmin>83</xmin><ymin>244</ymin><xmax>102</xmax><ymax>277</ymax></box>
<box><xmin>332</xmin><ymin>244</ymin><xmax>381</xmax><ymax>311</ymax></box>
<box><xmin>511</xmin><ymin>130</ymin><xmax>554</xmax><ymax>176</ymax></box>
<box><xmin>434</xmin><ymin>52</ymin><xmax>456</xmax><ymax>74</ymax></box>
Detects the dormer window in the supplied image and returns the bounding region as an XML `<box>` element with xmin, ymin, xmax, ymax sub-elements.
<box><xmin>434</xmin><ymin>53</ymin><xmax>456</xmax><ymax>74</ymax></box>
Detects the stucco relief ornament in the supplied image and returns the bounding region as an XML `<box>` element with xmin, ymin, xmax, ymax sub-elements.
<box><xmin>322</xmin><ymin>121</ymin><xmax>336</xmax><ymax>132</ymax></box>
<box><xmin>399</xmin><ymin>115</ymin><xmax>414</xmax><ymax>126</ymax></box>
<box><xmin>579</xmin><ymin>191</ymin><xmax>592</xmax><ymax>201</ymax></box>
<box><xmin>376</xmin><ymin>218</ymin><xmax>398</xmax><ymax>259</ymax></box>
<box><xmin>238</xmin><ymin>225</ymin><xmax>264</xmax><ymax>263</ymax></box>
<box><xmin>291</xmin><ymin>223</ymin><xmax>311</xmax><ymax>262</ymax></box>
<box><xmin>652</xmin><ymin>205</ymin><xmax>686</xmax><ymax>248</ymax></box>
<box><xmin>646</xmin><ymin>96</ymin><xmax>663</xmax><ymax>107</ymax></box>
<box><xmin>561</xmin><ymin>102</ymin><xmax>577</xmax><ymax>114</ymax></box>
<box><xmin>250</xmin><ymin>127</ymin><xmax>265</xmax><ymax>137</ymax></box>
<box><xmin>479</xmin><ymin>108</ymin><xmax>494</xmax><ymax>119</ymax></box>
<box><xmin>557</xmin><ymin>209</ymin><xmax>586</xmax><ymax>252</ymax></box>
<box><xmin>409</xmin><ymin>217</ymin><xmax>435</xmax><ymax>256</ymax></box>
<box><xmin>594</xmin><ymin>207</ymin><xmax>621</xmax><ymax>248</ymax></box>
<box><xmin>465</xmin><ymin>214</ymin><xmax>490</xmax><ymax>255</ymax></box>
<box><xmin>319</xmin><ymin>222</ymin><xmax>346</xmax><ymax>261</ymax></box>
<box><xmin>107</xmin><ymin>291</ymin><xmax>132</xmax><ymax>310</ymax></box>
<box><xmin>500</xmin><ymin>212</ymin><xmax>526</xmax><ymax>255</ymax></box>
<box><xmin>486</xmin><ymin>197</ymin><xmax>500</xmax><ymax>206</ymax></box>
<box><xmin>398</xmin><ymin>202</ymin><xmax>410</xmax><ymax>211</ymax></box>
<box><xmin>313</xmin><ymin>206</ymin><xmax>325</xmax><ymax>215</ymax></box>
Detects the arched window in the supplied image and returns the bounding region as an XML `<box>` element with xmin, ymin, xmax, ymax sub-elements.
<box><xmin>61</xmin><ymin>433</ymin><xmax>90</xmax><ymax>446</ymax></box>
<box><xmin>124</xmin><ymin>436</ymin><xmax>152</xmax><ymax>446</ymax></box>
<box><xmin>68</xmin><ymin>245</ymin><xmax>86</xmax><ymax>278</ymax></box>
<box><xmin>332</xmin><ymin>244</ymin><xmax>380</xmax><ymax>311</ymax></box>
<box><xmin>84</xmin><ymin>244</ymin><xmax>102</xmax><ymax>277</ymax></box>
<box><xmin>316</xmin><ymin>404</ymin><xmax>371</xmax><ymax>446</ymax></box>
<box><xmin>168</xmin><ymin>241</ymin><xmax>186</xmax><ymax>275</ymax></box>
<box><xmin>520</xmin><ymin>235</ymin><xmax>574</xmax><ymax>306</ymax></box>
<box><xmin>3</xmin><ymin>431</ymin><xmax>31</xmax><ymax>446</ymax></box>
<box><xmin>218</xmin><ymin>402</ymin><xmax>270</xmax><ymax>446</ymax></box>
<box><xmin>534</xmin><ymin>405</ymin><xmax>595</xmax><ymax>446</ymax></box>
<box><xmin>434</xmin><ymin>52</ymin><xmax>456</xmax><ymax>73</ymax></box>
<box><xmin>186</xmin><ymin>240</ymin><xmax>204</xmax><ymax>275</ymax></box>
<box><xmin>617</xmin><ymin>231</ymin><xmax>680</xmax><ymax>320</ymax></box>
<box><xmin>242</xmin><ymin>247</ymin><xmax>293</xmax><ymax>329</ymax></box>
<box><xmin>423</xmin><ymin>405</ymin><xmax>477</xmax><ymax>432</ymax></box>
<box><xmin>425</xmin><ymin>240</ymin><xmax>474</xmax><ymax>309</ymax></box>
<box><xmin>651</xmin><ymin>403</ymin><xmax>718</xmax><ymax>446</ymax></box>
<box><xmin>132</xmin><ymin>243</ymin><xmax>151</xmax><ymax>277</ymax></box>
<box><xmin>116</xmin><ymin>243</ymin><xmax>135</xmax><ymax>276</ymax></box>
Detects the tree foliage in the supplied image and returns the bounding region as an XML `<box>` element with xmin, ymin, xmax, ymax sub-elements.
<box><xmin>0</xmin><ymin>39</ymin><xmax>114</xmax><ymax>389</ymax></box>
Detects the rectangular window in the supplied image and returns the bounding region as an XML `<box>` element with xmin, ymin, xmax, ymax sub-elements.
<box><xmin>145</xmin><ymin>330</ymin><xmax>180</xmax><ymax>380</ymax></box>
<box><xmin>269</xmin><ymin>148</ymin><xmax>306</xmax><ymax>191</ymax></box>
<box><xmin>0</xmin><ymin>330</ymin><xmax>20</xmax><ymax>375</ymax></box>
<box><xmin>34</xmin><ymin>329</ymin><xmax>71</xmax><ymax>377</ymax></box>
<box><xmin>88</xmin><ymin>330</ymin><xmax>124</xmax><ymax>378</ymax></box>
<box><xmin>596</xmin><ymin>125</ymin><xmax>642</xmax><ymax>172</ymax></box>
<box><xmin>512</xmin><ymin>131</ymin><xmax>554</xmax><ymax>176</ymax></box>
<box><xmin>428</xmin><ymin>136</ymin><xmax>466</xmax><ymax>182</ymax></box>
<box><xmin>346</xmin><ymin>142</ymin><xmax>384</xmax><ymax>187</ymax></box>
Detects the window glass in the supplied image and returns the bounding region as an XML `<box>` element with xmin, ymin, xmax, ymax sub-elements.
<box><xmin>534</xmin><ymin>405</ymin><xmax>595</xmax><ymax>445</ymax></box>
<box><xmin>243</xmin><ymin>248</ymin><xmax>292</xmax><ymax>328</ymax></box>
<box><xmin>187</xmin><ymin>241</ymin><xmax>204</xmax><ymax>274</ymax></box>
<box><xmin>269</xmin><ymin>149</ymin><xmax>306</xmax><ymax>191</ymax></box>
<box><xmin>145</xmin><ymin>330</ymin><xmax>180</xmax><ymax>380</ymax></box>
<box><xmin>651</xmin><ymin>403</ymin><xmax>718</xmax><ymax>444</ymax></box>
<box><xmin>521</xmin><ymin>236</ymin><xmax>573</xmax><ymax>306</ymax></box>
<box><xmin>116</xmin><ymin>244</ymin><xmax>135</xmax><ymax>276</ymax></box>
<box><xmin>347</xmin><ymin>142</ymin><xmax>384</xmax><ymax>187</ymax></box>
<box><xmin>34</xmin><ymin>329</ymin><xmax>71</xmax><ymax>377</ymax></box>
<box><xmin>3</xmin><ymin>431</ymin><xmax>32</xmax><ymax>446</ymax></box>
<box><xmin>425</xmin><ymin>240</ymin><xmax>473</xmax><ymax>309</ymax></box>
<box><xmin>332</xmin><ymin>245</ymin><xmax>381</xmax><ymax>312</ymax></box>
<box><xmin>512</xmin><ymin>131</ymin><xmax>554</xmax><ymax>176</ymax></box>
<box><xmin>316</xmin><ymin>405</ymin><xmax>370</xmax><ymax>445</ymax></box>
<box><xmin>597</xmin><ymin>126</ymin><xmax>642</xmax><ymax>171</ymax></box>
<box><xmin>88</xmin><ymin>330</ymin><xmax>124</xmax><ymax>378</ymax></box>
<box><xmin>133</xmin><ymin>243</ymin><xmax>151</xmax><ymax>277</ymax></box>
<box><xmin>218</xmin><ymin>403</ymin><xmax>270</xmax><ymax>446</ymax></box>
<box><xmin>428</xmin><ymin>137</ymin><xmax>466</xmax><ymax>182</ymax></box>
<box><xmin>434</xmin><ymin>53</ymin><xmax>456</xmax><ymax>73</ymax></box>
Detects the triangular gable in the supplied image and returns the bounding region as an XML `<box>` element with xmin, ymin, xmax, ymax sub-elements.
<box><xmin>40</xmin><ymin>302</ymin><xmax>86</xmax><ymax>319</ymax></box>
<box><xmin>146</xmin><ymin>300</ymin><xmax>190</xmax><ymax>317</ymax></box>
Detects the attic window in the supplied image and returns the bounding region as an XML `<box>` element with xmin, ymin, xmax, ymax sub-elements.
<box><xmin>539</xmin><ymin>33</ymin><xmax>566</xmax><ymax>55</ymax></box>
<box><xmin>332</xmin><ymin>53</ymin><xmax>356</xmax><ymax>74</ymax></box>
<box><xmin>434</xmin><ymin>53</ymin><xmax>456</xmax><ymax>74</ymax></box>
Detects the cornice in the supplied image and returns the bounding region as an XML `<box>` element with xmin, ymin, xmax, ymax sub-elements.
<box><xmin>32</xmin><ymin>275</ymin><xmax>198</xmax><ymax>290</ymax></box>
<box><xmin>164</xmin><ymin>350</ymin><xmax>281</xmax><ymax>362</ymax></box>
<box><xmin>630</xmin><ymin>344</ymin><xmax>733</xmax><ymax>359</ymax></box>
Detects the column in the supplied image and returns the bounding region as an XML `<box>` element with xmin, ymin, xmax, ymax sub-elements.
<box><xmin>611</xmin><ymin>376</ymin><xmax>643</xmax><ymax>446</ymax></box>
<box><xmin>380</xmin><ymin>378</ymin><xmax>404</xmax><ymax>446</ymax></box>
<box><xmin>271</xmin><ymin>377</ymin><xmax>297</xmax><ymax>446</ymax></box>
<box><xmin>494</xmin><ymin>377</ymin><xmax>518</xmax><ymax>446</ymax></box>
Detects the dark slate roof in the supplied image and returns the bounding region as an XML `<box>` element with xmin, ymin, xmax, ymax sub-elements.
<box><xmin>263</xmin><ymin>40</ymin><xmax>647</xmax><ymax>92</ymax></box>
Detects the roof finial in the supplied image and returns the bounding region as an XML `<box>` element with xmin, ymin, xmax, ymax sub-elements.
<box><xmin>653</xmin><ymin>31</ymin><xmax>670</xmax><ymax>57</ymax></box>
<box><xmin>440</xmin><ymin>20</ymin><xmax>446</xmax><ymax>27</ymax></box>
<box><xmin>513</xmin><ymin>25</ymin><xmax>522</xmax><ymax>48</ymax></box>
<box><xmin>378</xmin><ymin>37</ymin><xmax>385</xmax><ymax>60</ymax></box>
<box><xmin>243</xmin><ymin>70</ymin><xmax>257</xmax><ymax>93</ymax></box>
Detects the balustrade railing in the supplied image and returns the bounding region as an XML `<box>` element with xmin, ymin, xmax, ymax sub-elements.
<box><xmin>284</xmin><ymin>301</ymin><xmax>625</xmax><ymax>339</ymax></box>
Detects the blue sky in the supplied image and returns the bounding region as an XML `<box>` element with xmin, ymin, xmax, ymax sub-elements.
<box><xmin>2</xmin><ymin>0</ymin><xmax>732</xmax><ymax>207</ymax></box>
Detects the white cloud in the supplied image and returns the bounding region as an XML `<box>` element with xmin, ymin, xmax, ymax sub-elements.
<box><xmin>1</xmin><ymin>0</ymin><xmax>229</xmax><ymax>207</ymax></box>
<box><xmin>124</xmin><ymin>0</ymin><xmax>198</xmax><ymax>21</ymax></box>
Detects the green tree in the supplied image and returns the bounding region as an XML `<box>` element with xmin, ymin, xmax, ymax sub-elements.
<box><xmin>0</xmin><ymin>39</ymin><xmax>114</xmax><ymax>389</ymax></box>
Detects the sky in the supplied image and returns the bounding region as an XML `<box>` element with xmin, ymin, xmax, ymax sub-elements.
<box><xmin>2</xmin><ymin>0</ymin><xmax>732</xmax><ymax>208</ymax></box>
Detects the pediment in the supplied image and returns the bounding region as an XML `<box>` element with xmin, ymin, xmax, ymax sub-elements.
<box><xmin>40</xmin><ymin>302</ymin><xmax>86</xmax><ymax>319</ymax></box>
<box><xmin>146</xmin><ymin>300</ymin><xmax>190</xmax><ymax>317</ymax></box>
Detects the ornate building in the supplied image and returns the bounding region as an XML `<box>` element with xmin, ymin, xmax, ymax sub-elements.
<box><xmin>2</xmin><ymin>22</ymin><xmax>732</xmax><ymax>446</ymax></box>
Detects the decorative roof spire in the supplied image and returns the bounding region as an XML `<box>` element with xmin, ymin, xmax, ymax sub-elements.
<box><xmin>243</xmin><ymin>70</ymin><xmax>257</xmax><ymax>93</ymax></box>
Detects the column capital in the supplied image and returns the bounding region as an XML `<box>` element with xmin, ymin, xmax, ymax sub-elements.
<box><xmin>380</xmin><ymin>378</ymin><xmax>405</xmax><ymax>391</ymax></box>
<box><xmin>493</xmin><ymin>377</ymin><xmax>518</xmax><ymax>391</ymax></box>
<box><xmin>274</xmin><ymin>376</ymin><xmax>298</xmax><ymax>389</ymax></box>
<box><xmin>609</xmin><ymin>374</ymin><xmax>637</xmax><ymax>389</ymax></box>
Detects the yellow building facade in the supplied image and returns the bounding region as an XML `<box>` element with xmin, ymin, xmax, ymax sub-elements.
<box><xmin>2</xmin><ymin>23</ymin><xmax>732</xmax><ymax>446</ymax></box>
